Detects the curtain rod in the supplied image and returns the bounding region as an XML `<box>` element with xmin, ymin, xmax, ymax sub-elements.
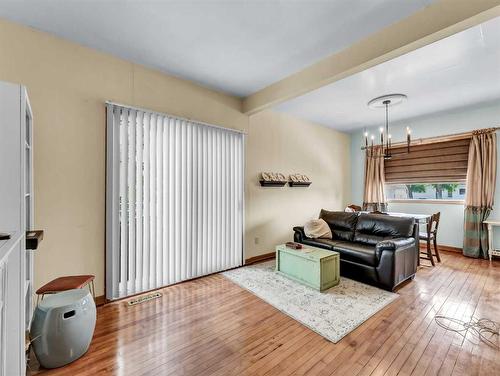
<box><xmin>360</xmin><ymin>126</ymin><xmax>500</xmax><ymax>150</ymax></box>
<box><xmin>106</xmin><ymin>101</ymin><xmax>247</xmax><ymax>135</ymax></box>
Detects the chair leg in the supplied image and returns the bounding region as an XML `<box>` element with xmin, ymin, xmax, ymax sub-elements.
<box><xmin>91</xmin><ymin>280</ymin><xmax>96</xmax><ymax>300</ymax></box>
<box><xmin>433</xmin><ymin>238</ymin><xmax>441</xmax><ymax>262</ymax></box>
<box><xmin>427</xmin><ymin>238</ymin><xmax>435</xmax><ymax>266</ymax></box>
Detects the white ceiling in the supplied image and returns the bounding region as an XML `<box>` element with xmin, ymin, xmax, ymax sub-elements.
<box><xmin>275</xmin><ymin>16</ymin><xmax>500</xmax><ymax>132</ymax></box>
<box><xmin>0</xmin><ymin>0</ymin><xmax>433</xmax><ymax>97</ymax></box>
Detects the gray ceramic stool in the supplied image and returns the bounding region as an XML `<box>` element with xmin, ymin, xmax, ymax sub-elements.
<box><xmin>30</xmin><ymin>289</ymin><xmax>96</xmax><ymax>368</ymax></box>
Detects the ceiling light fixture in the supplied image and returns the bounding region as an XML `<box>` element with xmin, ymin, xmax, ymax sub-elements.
<box><xmin>364</xmin><ymin>93</ymin><xmax>411</xmax><ymax>159</ymax></box>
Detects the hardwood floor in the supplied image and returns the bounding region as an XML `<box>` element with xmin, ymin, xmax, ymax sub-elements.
<box><xmin>34</xmin><ymin>251</ymin><xmax>499</xmax><ymax>376</ymax></box>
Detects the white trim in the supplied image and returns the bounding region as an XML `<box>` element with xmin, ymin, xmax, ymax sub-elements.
<box><xmin>387</xmin><ymin>199</ymin><xmax>465</xmax><ymax>205</ymax></box>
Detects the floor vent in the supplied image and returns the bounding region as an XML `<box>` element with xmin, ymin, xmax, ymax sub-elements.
<box><xmin>127</xmin><ymin>292</ymin><xmax>162</xmax><ymax>306</ymax></box>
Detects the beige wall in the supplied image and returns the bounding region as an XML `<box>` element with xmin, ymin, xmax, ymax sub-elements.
<box><xmin>0</xmin><ymin>19</ymin><xmax>350</xmax><ymax>296</ymax></box>
<box><xmin>246</xmin><ymin>111</ymin><xmax>351</xmax><ymax>258</ymax></box>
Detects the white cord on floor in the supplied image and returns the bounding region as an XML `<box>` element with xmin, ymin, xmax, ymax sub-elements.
<box><xmin>434</xmin><ymin>315</ymin><xmax>500</xmax><ymax>350</ymax></box>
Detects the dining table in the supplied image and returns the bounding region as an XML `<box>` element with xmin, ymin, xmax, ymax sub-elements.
<box><xmin>360</xmin><ymin>211</ymin><xmax>431</xmax><ymax>224</ymax></box>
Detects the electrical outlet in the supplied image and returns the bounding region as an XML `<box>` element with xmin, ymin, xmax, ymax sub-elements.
<box><xmin>254</xmin><ymin>237</ymin><xmax>259</xmax><ymax>245</ymax></box>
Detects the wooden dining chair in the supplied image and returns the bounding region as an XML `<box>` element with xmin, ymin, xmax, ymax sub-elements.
<box><xmin>370</xmin><ymin>210</ymin><xmax>388</xmax><ymax>215</ymax></box>
<box><xmin>420</xmin><ymin>212</ymin><xmax>441</xmax><ymax>266</ymax></box>
<box><xmin>346</xmin><ymin>204</ymin><xmax>362</xmax><ymax>212</ymax></box>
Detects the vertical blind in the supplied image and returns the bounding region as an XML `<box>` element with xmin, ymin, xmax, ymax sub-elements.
<box><xmin>106</xmin><ymin>103</ymin><xmax>245</xmax><ymax>300</ymax></box>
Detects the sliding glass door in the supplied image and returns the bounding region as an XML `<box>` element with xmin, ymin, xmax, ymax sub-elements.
<box><xmin>106</xmin><ymin>103</ymin><xmax>244</xmax><ymax>300</ymax></box>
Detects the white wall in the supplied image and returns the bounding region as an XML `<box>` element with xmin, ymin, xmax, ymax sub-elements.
<box><xmin>387</xmin><ymin>202</ymin><xmax>464</xmax><ymax>247</ymax></box>
<box><xmin>350</xmin><ymin>102</ymin><xmax>500</xmax><ymax>248</ymax></box>
<box><xmin>246</xmin><ymin>110</ymin><xmax>351</xmax><ymax>258</ymax></box>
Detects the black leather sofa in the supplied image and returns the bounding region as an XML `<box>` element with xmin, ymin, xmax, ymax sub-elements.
<box><xmin>293</xmin><ymin>210</ymin><xmax>419</xmax><ymax>291</ymax></box>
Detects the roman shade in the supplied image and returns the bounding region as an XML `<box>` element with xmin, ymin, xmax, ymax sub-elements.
<box><xmin>384</xmin><ymin>138</ymin><xmax>470</xmax><ymax>184</ymax></box>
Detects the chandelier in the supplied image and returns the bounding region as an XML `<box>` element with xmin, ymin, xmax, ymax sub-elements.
<box><xmin>364</xmin><ymin>94</ymin><xmax>411</xmax><ymax>159</ymax></box>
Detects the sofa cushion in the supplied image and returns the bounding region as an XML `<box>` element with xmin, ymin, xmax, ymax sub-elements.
<box><xmin>300</xmin><ymin>238</ymin><xmax>342</xmax><ymax>250</ymax></box>
<box><xmin>319</xmin><ymin>210</ymin><xmax>358</xmax><ymax>241</ymax></box>
<box><xmin>333</xmin><ymin>241</ymin><xmax>378</xmax><ymax>266</ymax></box>
<box><xmin>353</xmin><ymin>214</ymin><xmax>415</xmax><ymax>245</ymax></box>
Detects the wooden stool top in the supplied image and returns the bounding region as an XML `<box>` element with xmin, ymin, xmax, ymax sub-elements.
<box><xmin>36</xmin><ymin>275</ymin><xmax>95</xmax><ymax>295</ymax></box>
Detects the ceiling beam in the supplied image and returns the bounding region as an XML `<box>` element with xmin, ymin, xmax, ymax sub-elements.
<box><xmin>242</xmin><ymin>0</ymin><xmax>500</xmax><ymax>115</ymax></box>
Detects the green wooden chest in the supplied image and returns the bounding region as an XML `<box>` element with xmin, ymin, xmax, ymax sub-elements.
<box><xmin>275</xmin><ymin>244</ymin><xmax>340</xmax><ymax>292</ymax></box>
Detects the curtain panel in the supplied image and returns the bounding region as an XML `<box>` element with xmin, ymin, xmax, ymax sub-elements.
<box><xmin>363</xmin><ymin>146</ymin><xmax>387</xmax><ymax>212</ymax></box>
<box><xmin>463</xmin><ymin>130</ymin><xmax>497</xmax><ymax>258</ymax></box>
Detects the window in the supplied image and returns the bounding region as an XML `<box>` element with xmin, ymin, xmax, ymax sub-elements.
<box><xmin>386</xmin><ymin>183</ymin><xmax>466</xmax><ymax>201</ymax></box>
<box><xmin>384</xmin><ymin>137</ymin><xmax>469</xmax><ymax>202</ymax></box>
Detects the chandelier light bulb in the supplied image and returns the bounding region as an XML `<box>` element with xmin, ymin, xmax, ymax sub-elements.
<box><xmin>365</xmin><ymin>94</ymin><xmax>411</xmax><ymax>158</ymax></box>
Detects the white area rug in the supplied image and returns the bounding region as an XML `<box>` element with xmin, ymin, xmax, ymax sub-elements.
<box><xmin>222</xmin><ymin>261</ymin><xmax>398</xmax><ymax>343</ymax></box>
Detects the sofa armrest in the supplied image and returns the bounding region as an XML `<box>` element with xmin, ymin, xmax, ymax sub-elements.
<box><xmin>293</xmin><ymin>226</ymin><xmax>306</xmax><ymax>242</ymax></box>
<box><xmin>376</xmin><ymin>237</ymin><xmax>415</xmax><ymax>258</ymax></box>
<box><xmin>375</xmin><ymin>237</ymin><xmax>418</xmax><ymax>290</ymax></box>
